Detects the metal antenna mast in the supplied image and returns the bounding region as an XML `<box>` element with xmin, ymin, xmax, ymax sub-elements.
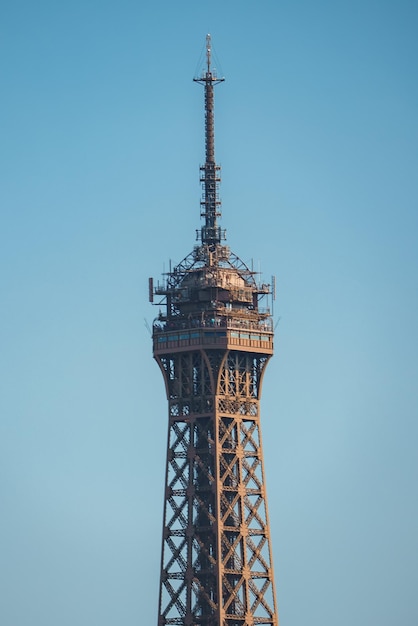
<box><xmin>193</xmin><ymin>34</ymin><xmax>225</xmax><ymax>246</ymax></box>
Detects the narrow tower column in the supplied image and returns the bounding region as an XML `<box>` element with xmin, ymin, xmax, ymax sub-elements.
<box><xmin>151</xmin><ymin>35</ymin><xmax>279</xmax><ymax>626</ymax></box>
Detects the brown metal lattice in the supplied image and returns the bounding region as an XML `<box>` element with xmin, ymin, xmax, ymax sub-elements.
<box><xmin>152</xmin><ymin>34</ymin><xmax>279</xmax><ymax>626</ymax></box>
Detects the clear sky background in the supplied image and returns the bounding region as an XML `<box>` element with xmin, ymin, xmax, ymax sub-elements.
<box><xmin>1</xmin><ymin>1</ymin><xmax>417</xmax><ymax>625</ymax></box>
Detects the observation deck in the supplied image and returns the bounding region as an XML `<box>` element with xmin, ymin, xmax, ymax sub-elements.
<box><xmin>153</xmin><ymin>315</ymin><xmax>273</xmax><ymax>355</ymax></box>
<box><xmin>151</xmin><ymin>244</ymin><xmax>274</xmax><ymax>356</ymax></box>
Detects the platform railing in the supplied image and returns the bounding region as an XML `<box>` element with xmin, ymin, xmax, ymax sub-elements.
<box><xmin>153</xmin><ymin>315</ymin><xmax>273</xmax><ymax>335</ymax></box>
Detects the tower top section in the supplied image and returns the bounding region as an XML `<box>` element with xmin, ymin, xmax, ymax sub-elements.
<box><xmin>193</xmin><ymin>34</ymin><xmax>225</xmax><ymax>246</ymax></box>
<box><xmin>150</xmin><ymin>35</ymin><xmax>274</xmax><ymax>343</ymax></box>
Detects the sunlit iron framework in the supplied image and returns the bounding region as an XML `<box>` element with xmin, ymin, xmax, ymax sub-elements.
<box><xmin>150</xmin><ymin>35</ymin><xmax>279</xmax><ymax>626</ymax></box>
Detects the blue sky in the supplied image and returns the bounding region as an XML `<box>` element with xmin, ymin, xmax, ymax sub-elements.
<box><xmin>1</xmin><ymin>1</ymin><xmax>417</xmax><ymax>625</ymax></box>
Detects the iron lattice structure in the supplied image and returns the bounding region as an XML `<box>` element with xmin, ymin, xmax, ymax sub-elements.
<box><xmin>151</xmin><ymin>35</ymin><xmax>279</xmax><ymax>626</ymax></box>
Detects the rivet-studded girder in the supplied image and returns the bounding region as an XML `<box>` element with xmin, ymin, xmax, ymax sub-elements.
<box><xmin>156</xmin><ymin>349</ymin><xmax>278</xmax><ymax>626</ymax></box>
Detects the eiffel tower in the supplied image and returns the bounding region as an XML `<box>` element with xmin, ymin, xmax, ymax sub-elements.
<box><xmin>150</xmin><ymin>35</ymin><xmax>279</xmax><ymax>626</ymax></box>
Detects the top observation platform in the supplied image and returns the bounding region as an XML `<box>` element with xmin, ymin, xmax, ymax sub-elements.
<box><xmin>151</xmin><ymin>243</ymin><xmax>274</xmax><ymax>356</ymax></box>
<box><xmin>153</xmin><ymin>316</ymin><xmax>273</xmax><ymax>356</ymax></box>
